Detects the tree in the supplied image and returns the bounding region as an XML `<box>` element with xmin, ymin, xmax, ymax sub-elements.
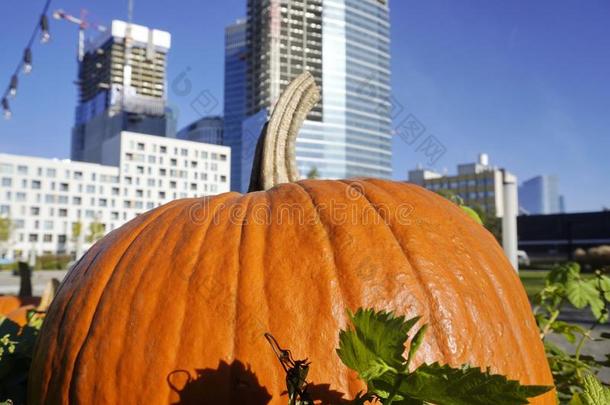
<box><xmin>71</xmin><ymin>221</ymin><xmax>82</xmax><ymax>243</ymax></box>
<box><xmin>306</xmin><ymin>166</ymin><xmax>320</xmax><ymax>179</ymax></box>
<box><xmin>85</xmin><ymin>220</ymin><xmax>105</xmax><ymax>244</ymax></box>
<box><xmin>0</xmin><ymin>217</ymin><xmax>13</xmax><ymax>259</ymax></box>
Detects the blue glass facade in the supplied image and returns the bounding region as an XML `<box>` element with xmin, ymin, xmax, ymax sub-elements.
<box><xmin>223</xmin><ymin>20</ymin><xmax>248</xmax><ymax>192</ymax></box>
<box><xmin>228</xmin><ymin>1</ymin><xmax>392</xmax><ymax>191</ymax></box>
<box><xmin>297</xmin><ymin>0</ymin><xmax>392</xmax><ymax>179</ymax></box>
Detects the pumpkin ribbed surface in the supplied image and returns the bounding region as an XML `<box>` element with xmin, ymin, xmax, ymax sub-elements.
<box><xmin>28</xmin><ymin>179</ymin><xmax>555</xmax><ymax>404</ymax></box>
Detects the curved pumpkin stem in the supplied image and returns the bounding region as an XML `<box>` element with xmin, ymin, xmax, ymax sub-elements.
<box><xmin>248</xmin><ymin>71</ymin><xmax>321</xmax><ymax>192</ymax></box>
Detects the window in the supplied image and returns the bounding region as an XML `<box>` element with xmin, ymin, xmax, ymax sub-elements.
<box><xmin>86</xmin><ymin>185</ymin><xmax>95</xmax><ymax>193</ymax></box>
<box><xmin>137</xmin><ymin>142</ymin><xmax>145</xmax><ymax>151</ymax></box>
<box><xmin>31</xmin><ymin>180</ymin><xmax>41</xmax><ymax>189</ymax></box>
<box><xmin>43</xmin><ymin>220</ymin><xmax>53</xmax><ymax>230</ymax></box>
<box><xmin>160</xmin><ymin>146</ymin><xmax>167</xmax><ymax>153</ymax></box>
<box><xmin>124</xmin><ymin>176</ymin><xmax>133</xmax><ymax>185</ymax></box>
<box><xmin>159</xmin><ymin>168</ymin><xmax>167</xmax><ymax>176</ymax></box>
<box><xmin>99</xmin><ymin>198</ymin><xmax>108</xmax><ymax>207</ymax></box>
<box><xmin>0</xmin><ymin>205</ymin><xmax>9</xmax><ymax>215</ymax></box>
<box><xmin>112</xmin><ymin>187</ymin><xmax>120</xmax><ymax>196</ymax></box>
<box><xmin>1</xmin><ymin>178</ymin><xmax>12</xmax><ymax>186</ymax></box>
<box><xmin>60</xmin><ymin>183</ymin><xmax>69</xmax><ymax>192</ymax></box>
<box><xmin>111</xmin><ymin>211</ymin><xmax>119</xmax><ymax>220</ymax></box>
<box><xmin>17</xmin><ymin>165</ymin><xmax>28</xmax><ymax>175</ymax></box>
<box><xmin>170</xmin><ymin>181</ymin><xmax>177</xmax><ymax>189</ymax></box>
<box><xmin>73</xmin><ymin>171</ymin><xmax>82</xmax><ymax>180</ymax></box>
<box><xmin>16</xmin><ymin>192</ymin><xmax>26</xmax><ymax>202</ymax></box>
<box><xmin>159</xmin><ymin>191</ymin><xmax>166</xmax><ymax>199</ymax></box>
<box><xmin>170</xmin><ymin>158</ymin><xmax>177</xmax><ymax>166</ymax></box>
<box><xmin>220</xmin><ymin>175</ymin><xmax>227</xmax><ymax>183</ymax></box>
<box><xmin>31</xmin><ymin>207</ymin><xmax>40</xmax><ymax>216</ymax></box>
<box><xmin>43</xmin><ymin>234</ymin><xmax>53</xmax><ymax>243</ymax></box>
<box><xmin>136</xmin><ymin>166</ymin><xmax>144</xmax><ymax>175</ymax></box>
<box><xmin>29</xmin><ymin>234</ymin><xmax>38</xmax><ymax>242</ymax></box>
<box><xmin>136</xmin><ymin>190</ymin><xmax>143</xmax><ymax>198</ymax></box>
<box><xmin>148</xmin><ymin>155</ymin><xmax>156</xmax><ymax>164</ymax></box>
<box><xmin>181</xmin><ymin>148</ymin><xmax>188</xmax><ymax>156</ymax></box>
<box><xmin>58</xmin><ymin>196</ymin><xmax>68</xmax><ymax>204</ymax></box>
<box><xmin>58</xmin><ymin>208</ymin><xmax>68</xmax><ymax>217</ymax></box>
<box><xmin>58</xmin><ymin>235</ymin><xmax>67</xmax><ymax>244</ymax></box>
<box><xmin>220</xmin><ymin>154</ymin><xmax>227</xmax><ymax>161</ymax></box>
<box><xmin>0</xmin><ymin>164</ymin><xmax>13</xmax><ymax>174</ymax></box>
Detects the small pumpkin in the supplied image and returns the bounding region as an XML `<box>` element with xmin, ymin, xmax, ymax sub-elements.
<box><xmin>4</xmin><ymin>279</ymin><xmax>59</xmax><ymax>326</ymax></box>
<box><xmin>0</xmin><ymin>296</ymin><xmax>40</xmax><ymax>316</ymax></box>
<box><xmin>29</xmin><ymin>73</ymin><xmax>555</xmax><ymax>404</ymax></box>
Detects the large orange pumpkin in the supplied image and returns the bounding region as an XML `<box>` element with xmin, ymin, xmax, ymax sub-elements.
<box><xmin>29</xmin><ymin>73</ymin><xmax>555</xmax><ymax>404</ymax></box>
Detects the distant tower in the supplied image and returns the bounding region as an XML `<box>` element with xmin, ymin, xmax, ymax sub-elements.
<box><xmin>519</xmin><ymin>175</ymin><xmax>561</xmax><ymax>215</ymax></box>
<box><xmin>71</xmin><ymin>20</ymin><xmax>175</xmax><ymax>164</ymax></box>
<box><xmin>223</xmin><ymin>19</ymin><xmax>248</xmax><ymax>192</ymax></box>
<box><xmin>177</xmin><ymin>116</ymin><xmax>224</xmax><ymax>145</ymax></box>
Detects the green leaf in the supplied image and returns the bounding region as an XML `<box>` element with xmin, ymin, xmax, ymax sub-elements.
<box><xmin>337</xmin><ymin>309</ymin><xmax>419</xmax><ymax>381</ymax></box>
<box><xmin>565</xmin><ymin>279</ymin><xmax>599</xmax><ymax>309</ymax></box>
<box><xmin>398</xmin><ymin>363</ymin><xmax>553</xmax><ymax>405</ymax></box>
<box><xmin>460</xmin><ymin>206</ymin><xmax>483</xmax><ymax>225</ymax></box>
<box><xmin>549</xmin><ymin>321</ymin><xmax>587</xmax><ymax>344</ymax></box>
<box><xmin>569</xmin><ymin>374</ymin><xmax>610</xmax><ymax>405</ymax></box>
<box><xmin>549</xmin><ymin>262</ymin><xmax>581</xmax><ymax>284</ymax></box>
<box><xmin>598</xmin><ymin>275</ymin><xmax>610</xmax><ymax>301</ymax></box>
<box><xmin>407</xmin><ymin>324</ymin><xmax>428</xmax><ymax>366</ymax></box>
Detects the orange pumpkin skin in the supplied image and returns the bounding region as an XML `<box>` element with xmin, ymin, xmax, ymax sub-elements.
<box><xmin>0</xmin><ymin>296</ymin><xmax>40</xmax><ymax>316</ymax></box>
<box><xmin>28</xmin><ymin>179</ymin><xmax>555</xmax><ymax>404</ymax></box>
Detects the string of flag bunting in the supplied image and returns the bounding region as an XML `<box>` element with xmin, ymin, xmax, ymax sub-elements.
<box><xmin>2</xmin><ymin>0</ymin><xmax>53</xmax><ymax>120</ymax></box>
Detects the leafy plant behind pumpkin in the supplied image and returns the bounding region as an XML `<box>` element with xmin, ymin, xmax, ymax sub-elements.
<box><xmin>0</xmin><ymin>311</ymin><xmax>45</xmax><ymax>404</ymax></box>
<box><xmin>532</xmin><ymin>263</ymin><xmax>610</xmax><ymax>401</ymax></box>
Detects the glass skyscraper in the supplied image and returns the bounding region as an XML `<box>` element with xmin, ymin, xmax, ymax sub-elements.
<box><xmin>226</xmin><ymin>0</ymin><xmax>392</xmax><ymax>192</ymax></box>
<box><xmin>519</xmin><ymin>175</ymin><xmax>565</xmax><ymax>215</ymax></box>
<box><xmin>223</xmin><ymin>19</ymin><xmax>249</xmax><ymax>192</ymax></box>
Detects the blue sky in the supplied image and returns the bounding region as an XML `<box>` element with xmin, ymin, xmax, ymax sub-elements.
<box><xmin>1</xmin><ymin>0</ymin><xmax>608</xmax><ymax>212</ymax></box>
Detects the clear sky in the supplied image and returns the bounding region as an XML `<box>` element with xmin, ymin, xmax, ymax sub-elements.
<box><xmin>1</xmin><ymin>0</ymin><xmax>608</xmax><ymax>212</ymax></box>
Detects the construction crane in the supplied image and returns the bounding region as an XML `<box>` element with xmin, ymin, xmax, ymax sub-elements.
<box><xmin>52</xmin><ymin>9</ymin><xmax>107</xmax><ymax>61</ymax></box>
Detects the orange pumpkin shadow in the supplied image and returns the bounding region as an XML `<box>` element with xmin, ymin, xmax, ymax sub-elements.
<box><xmin>167</xmin><ymin>361</ymin><xmax>352</xmax><ymax>404</ymax></box>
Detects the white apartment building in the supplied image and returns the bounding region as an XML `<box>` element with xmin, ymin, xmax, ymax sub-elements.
<box><xmin>0</xmin><ymin>131</ymin><xmax>230</xmax><ymax>261</ymax></box>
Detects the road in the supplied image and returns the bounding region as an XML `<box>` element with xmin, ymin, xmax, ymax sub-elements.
<box><xmin>0</xmin><ymin>270</ymin><xmax>69</xmax><ymax>296</ymax></box>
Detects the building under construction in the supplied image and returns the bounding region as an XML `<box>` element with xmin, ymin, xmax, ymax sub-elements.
<box><xmin>71</xmin><ymin>20</ymin><xmax>175</xmax><ymax>164</ymax></box>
